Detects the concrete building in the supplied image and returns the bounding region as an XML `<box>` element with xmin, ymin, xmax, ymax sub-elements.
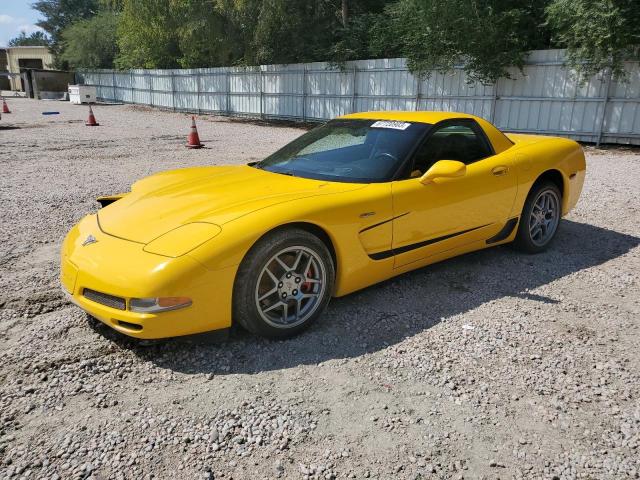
<box><xmin>2</xmin><ymin>46</ymin><xmax>54</xmax><ymax>91</ymax></box>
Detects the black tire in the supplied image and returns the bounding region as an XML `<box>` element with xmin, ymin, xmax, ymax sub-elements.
<box><xmin>232</xmin><ymin>228</ymin><xmax>335</xmax><ymax>339</ymax></box>
<box><xmin>514</xmin><ymin>180</ymin><xmax>562</xmax><ymax>253</ymax></box>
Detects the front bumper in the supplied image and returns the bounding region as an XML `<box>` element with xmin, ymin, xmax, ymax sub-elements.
<box><xmin>61</xmin><ymin>215</ymin><xmax>237</xmax><ymax>339</ymax></box>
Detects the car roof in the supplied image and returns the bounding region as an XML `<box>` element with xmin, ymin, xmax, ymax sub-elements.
<box><xmin>338</xmin><ymin>110</ymin><xmax>514</xmax><ymax>154</ymax></box>
<box><xmin>338</xmin><ymin>110</ymin><xmax>477</xmax><ymax>124</ymax></box>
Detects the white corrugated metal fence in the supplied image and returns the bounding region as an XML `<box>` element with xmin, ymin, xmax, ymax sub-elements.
<box><xmin>77</xmin><ymin>50</ymin><xmax>640</xmax><ymax>145</ymax></box>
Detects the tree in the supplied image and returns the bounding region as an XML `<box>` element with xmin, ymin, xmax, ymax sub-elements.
<box><xmin>115</xmin><ymin>0</ymin><xmax>258</xmax><ymax>69</ymax></box>
<box><xmin>216</xmin><ymin>0</ymin><xmax>263</xmax><ymax>65</ymax></box>
<box><xmin>546</xmin><ymin>0</ymin><xmax>640</xmax><ymax>81</ymax></box>
<box><xmin>382</xmin><ymin>0</ymin><xmax>550</xmax><ymax>84</ymax></box>
<box><xmin>115</xmin><ymin>0</ymin><xmax>181</xmax><ymax>69</ymax></box>
<box><xmin>330</xmin><ymin>0</ymin><xmax>390</xmax><ymax>62</ymax></box>
<box><xmin>172</xmin><ymin>0</ymin><xmax>245</xmax><ymax>68</ymax></box>
<box><xmin>29</xmin><ymin>0</ymin><xmax>640</xmax><ymax>83</ymax></box>
<box><xmin>341</xmin><ymin>0</ymin><xmax>349</xmax><ymax>27</ymax></box>
<box><xmin>252</xmin><ymin>0</ymin><xmax>339</xmax><ymax>65</ymax></box>
<box><xmin>60</xmin><ymin>11</ymin><xmax>118</xmax><ymax>69</ymax></box>
<box><xmin>8</xmin><ymin>31</ymin><xmax>51</xmax><ymax>47</ymax></box>
<box><xmin>98</xmin><ymin>0</ymin><xmax>124</xmax><ymax>9</ymax></box>
<box><xmin>33</xmin><ymin>0</ymin><xmax>100</xmax><ymax>68</ymax></box>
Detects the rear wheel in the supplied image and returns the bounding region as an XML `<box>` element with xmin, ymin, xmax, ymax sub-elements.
<box><xmin>233</xmin><ymin>228</ymin><xmax>334</xmax><ymax>339</ymax></box>
<box><xmin>514</xmin><ymin>181</ymin><xmax>562</xmax><ymax>253</ymax></box>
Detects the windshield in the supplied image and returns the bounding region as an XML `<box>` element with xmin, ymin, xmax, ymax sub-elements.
<box><xmin>254</xmin><ymin>119</ymin><xmax>430</xmax><ymax>183</ymax></box>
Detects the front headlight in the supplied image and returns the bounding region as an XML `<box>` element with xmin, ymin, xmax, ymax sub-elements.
<box><xmin>143</xmin><ymin>222</ymin><xmax>222</xmax><ymax>257</ymax></box>
<box><xmin>130</xmin><ymin>296</ymin><xmax>192</xmax><ymax>313</ymax></box>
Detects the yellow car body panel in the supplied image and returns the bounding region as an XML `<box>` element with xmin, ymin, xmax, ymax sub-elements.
<box><xmin>61</xmin><ymin>215</ymin><xmax>237</xmax><ymax>337</ymax></box>
<box><xmin>61</xmin><ymin>111</ymin><xmax>586</xmax><ymax>339</ymax></box>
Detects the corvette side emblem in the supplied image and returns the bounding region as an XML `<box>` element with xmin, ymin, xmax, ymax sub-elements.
<box><xmin>82</xmin><ymin>235</ymin><xmax>98</xmax><ymax>246</ymax></box>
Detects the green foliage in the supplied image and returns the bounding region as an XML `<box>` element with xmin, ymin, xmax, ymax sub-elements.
<box><xmin>330</xmin><ymin>1</ymin><xmax>390</xmax><ymax>62</ymax></box>
<box><xmin>112</xmin><ymin>0</ymin><xmax>381</xmax><ymax>68</ymax></box>
<box><xmin>330</xmin><ymin>13</ymin><xmax>382</xmax><ymax>63</ymax></box>
<box><xmin>216</xmin><ymin>0</ymin><xmax>263</xmax><ymax>65</ymax></box>
<box><xmin>172</xmin><ymin>0</ymin><xmax>245</xmax><ymax>68</ymax></box>
<box><xmin>7</xmin><ymin>31</ymin><xmax>51</xmax><ymax>47</ymax></box>
<box><xmin>29</xmin><ymin>0</ymin><xmax>640</xmax><ymax>81</ymax></box>
<box><xmin>115</xmin><ymin>0</ymin><xmax>181</xmax><ymax>69</ymax></box>
<box><xmin>252</xmin><ymin>0</ymin><xmax>339</xmax><ymax>64</ymax></box>
<box><xmin>33</xmin><ymin>0</ymin><xmax>100</xmax><ymax>68</ymax></box>
<box><xmin>546</xmin><ymin>0</ymin><xmax>640</xmax><ymax>80</ymax></box>
<box><xmin>60</xmin><ymin>12</ymin><xmax>118</xmax><ymax>69</ymax></box>
<box><xmin>384</xmin><ymin>0</ymin><xmax>549</xmax><ymax>84</ymax></box>
<box><xmin>98</xmin><ymin>0</ymin><xmax>125</xmax><ymax>9</ymax></box>
<box><xmin>115</xmin><ymin>0</ymin><xmax>245</xmax><ymax>69</ymax></box>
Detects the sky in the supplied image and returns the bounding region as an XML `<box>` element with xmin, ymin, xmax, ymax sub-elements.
<box><xmin>0</xmin><ymin>0</ymin><xmax>45</xmax><ymax>48</ymax></box>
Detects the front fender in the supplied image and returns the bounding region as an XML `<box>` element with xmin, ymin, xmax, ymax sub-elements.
<box><xmin>186</xmin><ymin>183</ymin><xmax>395</xmax><ymax>296</ymax></box>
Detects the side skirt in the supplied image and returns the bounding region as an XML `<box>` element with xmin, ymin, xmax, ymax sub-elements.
<box><xmin>486</xmin><ymin>217</ymin><xmax>519</xmax><ymax>245</ymax></box>
<box><xmin>369</xmin><ymin>224</ymin><xmax>490</xmax><ymax>261</ymax></box>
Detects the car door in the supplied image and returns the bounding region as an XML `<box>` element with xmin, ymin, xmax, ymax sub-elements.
<box><xmin>390</xmin><ymin>119</ymin><xmax>517</xmax><ymax>268</ymax></box>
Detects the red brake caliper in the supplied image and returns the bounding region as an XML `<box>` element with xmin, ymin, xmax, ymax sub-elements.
<box><xmin>301</xmin><ymin>265</ymin><xmax>314</xmax><ymax>292</ymax></box>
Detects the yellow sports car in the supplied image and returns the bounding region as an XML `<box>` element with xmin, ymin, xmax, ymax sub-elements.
<box><xmin>61</xmin><ymin>111</ymin><xmax>586</xmax><ymax>339</ymax></box>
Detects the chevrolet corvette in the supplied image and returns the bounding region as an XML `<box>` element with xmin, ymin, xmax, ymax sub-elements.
<box><xmin>60</xmin><ymin>111</ymin><xmax>586</xmax><ymax>339</ymax></box>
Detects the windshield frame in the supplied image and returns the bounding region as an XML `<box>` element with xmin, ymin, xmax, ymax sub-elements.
<box><xmin>253</xmin><ymin>119</ymin><xmax>432</xmax><ymax>184</ymax></box>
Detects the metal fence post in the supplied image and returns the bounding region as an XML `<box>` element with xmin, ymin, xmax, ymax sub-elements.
<box><xmin>596</xmin><ymin>68</ymin><xmax>612</xmax><ymax>146</ymax></box>
<box><xmin>414</xmin><ymin>72</ymin><xmax>421</xmax><ymax>111</ymax></box>
<box><xmin>226</xmin><ymin>70</ymin><xmax>231</xmax><ymax>116</ymax></box>
<box><xmin>302</xmin><ymin>66</ymin><xmax>307</xmax><ymax>121</ymax></box>
<box><xmin>490</xmin><ymin>78</ymin><xmax>499</xmax><ymax>124</ymax></box>
<box><xmin>196</xmin><ymin>70</ymin><xmax>201</xmax><ymax>115</ymax></box>
<box><xmin>351</xmin><ymin>66</ymin><xmax>357</xmax><ymax>113</ymax></box>
<box><xmin>259</xmin><ymin>68</ymin><xmax>264</xmax><ymax>119</ymax></box>
<box><xmin>147</xmin><ymin>71</ymin><xmax>153</xmax><ymax>107</ymax></box>
<box><xmin>111</xmin><ymin>70</ymin><xmax>116</xmax><ymax>102</ymax></box>
<box><xmin>170</xmin><ymin>70</ymin><xmax>176</xmax><ymax>112</ymax></box>
<box><xmin>130</xmin><ymin>71</ymin><xmax>134</xmax><ymax>104</ymax></box>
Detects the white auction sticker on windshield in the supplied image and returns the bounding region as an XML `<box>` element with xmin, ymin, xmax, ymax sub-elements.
<box><xmin>370</xmin><ymin>120</ymin><xmax>411</xmax><ymax>130</ymax></box>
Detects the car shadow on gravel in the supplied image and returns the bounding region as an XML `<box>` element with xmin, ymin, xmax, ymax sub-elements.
<box><xmin>94</xmin><ymin>220</ymin><xmax>639</xmax><ymax>375</ymax></box>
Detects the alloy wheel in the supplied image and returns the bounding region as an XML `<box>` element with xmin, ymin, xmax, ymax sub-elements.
<box><xmin>254</xmin><ymin>246</ymin><xmax>327</xmax><ymax>329</ymax></box>
<box><xmin>528</xmin><ymin>189</ymin><xmax>560</xmax><ymax>247</ymax></box>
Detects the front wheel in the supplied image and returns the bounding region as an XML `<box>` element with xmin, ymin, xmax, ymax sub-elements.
<box><xmin>233</xmin><ymin>228</ymin><xmax>335</xmax><ymax>339</ymax></box>
<box><xmin>514</xmin><ymin>181</ymin><xmax>562</xmax><ymax>253</ymax></box>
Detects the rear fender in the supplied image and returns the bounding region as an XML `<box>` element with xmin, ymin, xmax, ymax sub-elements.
<box><xmin>511</xmin><ymin>139</ymin><xmax>586</xmax><ymax>217</ymax></box>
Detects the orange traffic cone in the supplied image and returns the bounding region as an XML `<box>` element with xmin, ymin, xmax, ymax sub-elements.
<box><xmin>85</xmin><ymin>105</ymin><xmax>99</xmax><ymax>126</ymax></box>
<box><xmin>2</xmin><ymin>98</ymin><xmax>10</xmax><ymax>114</ymax></box>
<box><xmin>186</xmin><ymin>116</ymin><xmax>204</xmax><ymax>149</ymax></box>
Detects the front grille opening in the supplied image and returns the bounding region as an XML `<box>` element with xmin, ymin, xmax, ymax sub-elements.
<box><xmin>117</xmin><ymin>320</ymin><xmax>142</xmax><ymax>331</ymax></box>
<box><xmin>83</xmin><ymin>288</ymin><xmax>126</xmax><ymax>310</ymax></box>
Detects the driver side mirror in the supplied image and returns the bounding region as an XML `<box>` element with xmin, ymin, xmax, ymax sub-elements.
<box><xmin>420</xmin><ymin>160</ymin><xmax>466</xmax><ymax>185</ymax></box>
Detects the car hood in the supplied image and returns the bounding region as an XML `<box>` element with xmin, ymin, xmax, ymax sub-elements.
<box><xmin>98</xmin><ymin>165</ymin><xmax>363</xmax><ymax>244</ymax></box>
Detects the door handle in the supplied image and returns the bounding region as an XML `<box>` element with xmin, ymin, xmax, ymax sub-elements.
<box><xmin>492</xmin><ymin>165</ymin><xmax>509</xmax><ymax>176</ymax></box>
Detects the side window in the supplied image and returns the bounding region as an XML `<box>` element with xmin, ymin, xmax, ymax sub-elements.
<box><xmin>411</xmin><ymin>121</ymin><xmax>493</xmax><ymax>175</ymax></box>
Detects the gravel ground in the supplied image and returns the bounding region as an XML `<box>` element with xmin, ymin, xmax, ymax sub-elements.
<box><xmin>1</xmin><ymin>99</ymin><xmax>639</xmax><ymax>480</ymax></box>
